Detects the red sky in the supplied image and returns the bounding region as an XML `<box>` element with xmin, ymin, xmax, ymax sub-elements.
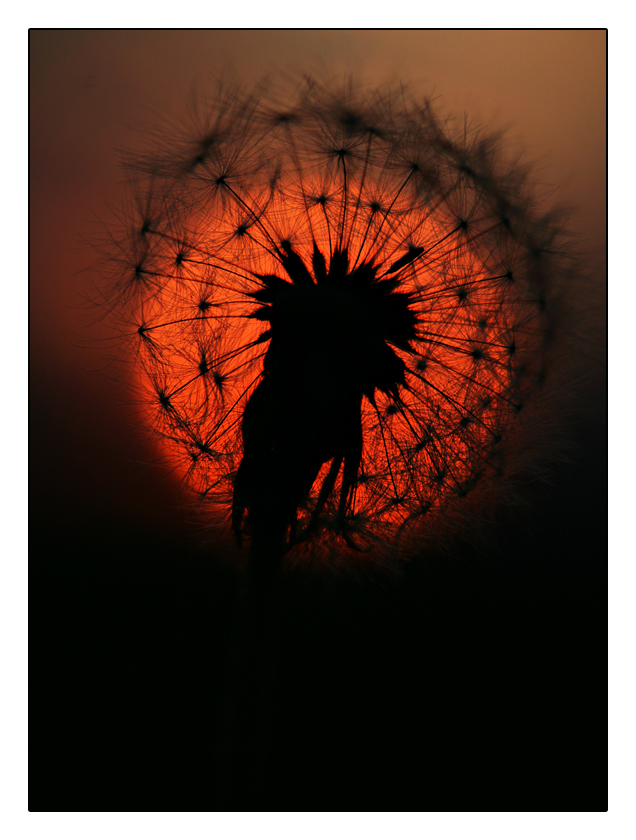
<box><xmin>30</xmin><ymin>30</ymin><xmax>606</xmax><ymax>542</ymax></box>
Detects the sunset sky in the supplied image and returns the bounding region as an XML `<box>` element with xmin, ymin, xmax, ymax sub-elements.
<box><xmin>31</xmin><ymin>30</ymin><xmax>605</xmax><ymax>541</ymax></box>
<box><xmin>30</xmin><ymin>31</ymin><xmax>606</xmax><ymax>812</ymax></box>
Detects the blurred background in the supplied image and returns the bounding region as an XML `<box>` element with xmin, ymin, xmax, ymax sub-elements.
<box><xmin>30</xmin><ymin>31</ymin><xmax>606</xmax><ymax>810</ymax></box>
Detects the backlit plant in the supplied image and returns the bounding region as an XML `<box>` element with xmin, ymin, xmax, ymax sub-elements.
<box><xmin>95</xmin><ymin>77</ymin><xmax>571</xmax><ymax>569</ymax></box>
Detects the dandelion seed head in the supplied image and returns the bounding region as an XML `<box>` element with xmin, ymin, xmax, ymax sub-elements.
<box><xmin>95</xmin><ymin>75</ymin><xmax>576</xmax><ymax>569</ymax></box>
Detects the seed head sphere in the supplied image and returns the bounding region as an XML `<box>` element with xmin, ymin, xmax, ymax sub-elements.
<box><xmin>99</xmin><ymin>77</ymin><xmax>570</xmax><ymax>567</ymax></box>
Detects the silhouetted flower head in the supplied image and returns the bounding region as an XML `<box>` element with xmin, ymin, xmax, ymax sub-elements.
<box><xmin>96</xmin><ymin>76</ymin><xmax>572</xmax><ymax>568</ymax></box>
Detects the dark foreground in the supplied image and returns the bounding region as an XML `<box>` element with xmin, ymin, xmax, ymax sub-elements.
<box><xmin>30</xmin><ymin>412</ymin><xmax>606</xmax><ymax>811</ymax></box>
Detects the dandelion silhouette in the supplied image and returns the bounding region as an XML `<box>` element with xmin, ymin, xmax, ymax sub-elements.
<box><xmin>98</xmin><ymin>77</ymin><xmax>567</xmax><ymax>574</ymax></box>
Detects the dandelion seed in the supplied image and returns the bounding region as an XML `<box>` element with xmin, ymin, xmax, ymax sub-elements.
<box><xmin>96</xmin><ymin>76</ymin><xmax>573</xmax><ymax>570</ymax></box>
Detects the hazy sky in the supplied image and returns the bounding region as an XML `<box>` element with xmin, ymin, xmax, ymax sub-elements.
<box><xmin>30</xmin><ymin>30</ymin><xmax>606</xmax><ymax>539</ymax></box>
